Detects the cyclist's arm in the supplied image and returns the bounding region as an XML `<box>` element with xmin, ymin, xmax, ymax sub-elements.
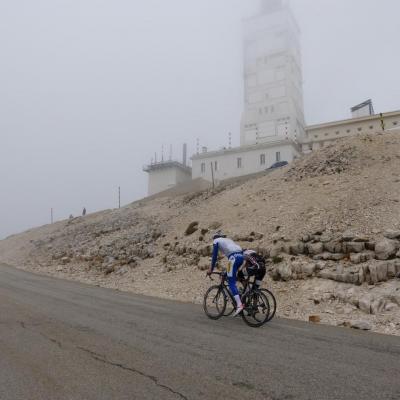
<box><xmin>210</xmin><ymin>242</ymin><xmax>219</xmax><ymax>271</ymax></box>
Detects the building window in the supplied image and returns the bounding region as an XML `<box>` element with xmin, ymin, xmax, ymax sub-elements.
<box><xmin>394</xmin><ymin>121</ymin><xmax>398</xmax><ymax>126</ymax></box>
<box><xmin>369</xmin><ymin>125</ymin><xmax>374</xmax><ymax>129</ymax></box>
<box><xmin>237</xmin><ymin>157</ymin><xmax>242</xmax><ymax>168</ymax></box>
<box><xmin>357</xmin><ymin>127</ymin><xmax>362</xmax><ymax>132</ymax></box>
<box><xmin>276</xmin><ymin>152</ymin><xmax>281</xmax><ymax>162</ymax></box>
<box><xmin>346</xmin><ymin>129</ymin><xmax>351</xmax><ymax>133</ymax></box>
<box><xmin>264</xmin><ymin>107</ymin><xmax>269</xmax><ymax>114</ymax></box>
<box><xmin>314</xmin><ymin>135</ymin><xmax>318</xmax><ymax>139</ymax></box>
<box><xmin>201</xmin><ymin>163</ymin><xmax>205</xmax><ymax>174</ymax></box>
<box><xmin>325</xmin><ymin>132</ymin><xmax>329</xmax><ymax>136</ymax></box>
<box><xmin>214</xmin><ymin>161</ymin><xmax>218</xmax><ymax>171</ymax></box>
<box><xmin>259</xmin><ymin>108</ymin><xmax>262</xmax><ymax>115</ymax></box>
<box><xmin>270</xmin><ymin>105</ymin><xmax>275</xmax><ymax>113</ymax></box>
<box><xmin>260</xmin><ymin>154</ymin><xmax>266</xmax><ymax>165</ymax></box>
<box><xmin>335</xmin><ymin>131</ymin><xmax>340</xmax><ymax>135</ymax></box>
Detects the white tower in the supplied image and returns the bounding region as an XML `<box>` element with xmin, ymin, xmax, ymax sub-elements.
<box><xmin>241</xmin><ymin>0</ymin><xmax>305</xmax><ymax>146</ymax></box>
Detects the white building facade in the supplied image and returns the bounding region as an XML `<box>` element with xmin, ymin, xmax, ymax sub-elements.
<box><xmin>192</xmin><ymin>139</ymin><xmax>300</xmax><ymax>182</ymax></box>
<box><xmin>241</xmin><ymin>0</ymin><xmax>305</xmax><ymax>146</ymax></box>
<box><xmin>143</xmin><ymin>161</ymin><xmax>192</xmax><ymax>196</ymax></box>
<box><xmin>302</xmin><ymin>110</ymin><xmax>400</xmax><ymax>153</ymax></box>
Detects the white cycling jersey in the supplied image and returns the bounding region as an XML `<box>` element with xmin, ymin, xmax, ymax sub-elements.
<box><xmin>213</xmin><ymin>237</ymin><xmax>242</xmax><ymax>258</ymax></box>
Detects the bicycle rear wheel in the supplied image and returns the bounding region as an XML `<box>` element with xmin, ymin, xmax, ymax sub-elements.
<box><xmin>241</xmin><ymin>291</ymin><xmax>270</xmax><ymax>328</ymax></box>
<box><xmin>203</xmin><ymin>285</ymin><xmax>227</xmax><ymax>320</ymax></box>
<box><xmin>260</xmin><ymin>288</ymin><xmax>277</xmax><ymax>322</ymax></box>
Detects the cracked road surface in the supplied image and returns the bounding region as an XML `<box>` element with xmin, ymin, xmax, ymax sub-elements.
<box><xmin>1</xmin><ymin>264</ymin><xmax>400</xmax><ymax>400</ymax></box>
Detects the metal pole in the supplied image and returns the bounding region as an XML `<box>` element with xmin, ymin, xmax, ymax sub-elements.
<box><xmin>118</xmin><ymin>187</ymin><xmax>121</xmax><ymax>209</ymax></box>
<box><xmin>380</xmin><ymin>113</ymin><xmax>385</xmax><ymax>131</ymax></box>
<box><xmin>51</xmin><ymin>208</ymin><xmax>53</xmax><ymax>224</ymax></box>
<box><xmin>210</xmin><ymin>162</ymin><xmax>215</xmax><ymax>190</ymax></box>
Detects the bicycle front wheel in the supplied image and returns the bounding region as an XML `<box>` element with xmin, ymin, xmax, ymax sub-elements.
<box><xmin>203</xmin><ymin>285</ymin><xmax>227</xmax><ymax>320</ymax></box>
<box><xmin>241</xmin><ymin>291</ymin><xmax>270</xmax><ymax>328</ymax></box>
<box><xmin>260</xmin><ymin>288</ymin><xmax>277</xmax><ymax>322</ymax></box>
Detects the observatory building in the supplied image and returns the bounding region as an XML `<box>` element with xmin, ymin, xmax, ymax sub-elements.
<box><xmin>144</xmin><ymin>0</ymin><xmax>400</xmax><ymax>195</ymax></box>
<box><xmin>192</xmin><ymin>0</ymin><xmax>303</xmax><ymax>183</ymax></box>
<box><xmin>143</xmin><ymin>144</ymin><xmax>192</xmax><ymax>196</ymax></box>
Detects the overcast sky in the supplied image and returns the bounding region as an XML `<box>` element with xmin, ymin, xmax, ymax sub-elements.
<box><xmin>1</xmin><ymin>0</ymin><xmax>399</xmax><ymax>239</ymax></box>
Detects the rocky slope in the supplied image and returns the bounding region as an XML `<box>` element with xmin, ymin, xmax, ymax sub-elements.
<box><xmin>1</xmin><ymin>132</ymin><xmax>400</xmax><ymax>335</ymax></box>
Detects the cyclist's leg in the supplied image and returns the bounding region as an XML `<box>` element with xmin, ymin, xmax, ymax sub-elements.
<box><xmin>254</xmin><ymin>265</ymin><xmax>266</xmax><ymax>289</ymax></box>
<box><xmin>227</xmin><ymin>254</ymin><xmax>244</xmax><ymax>310</ymax></box>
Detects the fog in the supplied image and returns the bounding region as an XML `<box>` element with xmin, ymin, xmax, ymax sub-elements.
<box><xmin>1</xmin><ymin>0</ymin><xmax>399</xmax><ymax>239</ymax></box>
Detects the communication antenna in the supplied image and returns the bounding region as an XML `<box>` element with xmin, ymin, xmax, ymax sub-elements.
<box><xmin>169</xmin><ymin>144</ymin><xmax>172</xmax><ymax>161</ymax></box>
<box><xmin>182</xmin><ymin>143</ymin><xmax>187</xmax><ymax>166</ymax></box>
<box><xmin>228</xmin><ymin>132</ymin><xmax>232</xmax><ymax>149</ymax></box>
<box><xmin>196</xmin><ymin>138</ymin><xmax>200</xmax><ymax>154</ymax></box>
<box><xmin>155</xmin><ymin>152</ymin><xmax>157</xmax><ymax>163</ymax></box>
<box><xmin>161</xmin><ymin>144</ymin><xmax>164</xmax><ymax>162</ymax></box>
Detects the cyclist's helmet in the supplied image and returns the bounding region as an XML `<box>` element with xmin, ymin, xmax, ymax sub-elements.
<box><xmin>213</xmin><ymin>230</ymin><xmax>226</xmax><ymax>240</ymax></box>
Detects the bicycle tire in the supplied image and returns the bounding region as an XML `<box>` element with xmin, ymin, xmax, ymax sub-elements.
<box><xmin>241</xmin><ymin>291</ymin><xmax>270</xmax><ymax>328</ymax></box>
<box><xmin>223</xmin><ymin>288</ymin><xmax>236</xmax><ymax>316</ymax></box>
<box><xmin>203</xmin><ymin>285</ymin><xmax>227</xmax><ymax>320</ymax></box>
<box><xmin>260</xmin><ymin>288</ymin><xmax>277</xmax><ymax>322</ymax></box>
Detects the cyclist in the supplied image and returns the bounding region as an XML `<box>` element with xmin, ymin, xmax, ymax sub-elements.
<box><xmin>207</xmin><ymin>232</ymin><xmax>244</xmax><ymax>316</ymax></box>
<box><xmin>239</xmin><ymin>249</ymin><xmax>267</xmax><ymax>290</ymax></box>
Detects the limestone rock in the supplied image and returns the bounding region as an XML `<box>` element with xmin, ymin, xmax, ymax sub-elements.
<box><xmin>323</xmin><ymin>241</ymin><xmax>343</xmax><ymax>253</ymax></box>
<box><xmin>371</xmin><ymin>298</ymin><xmax>386</xmax><ymax>315</ymax></box>
<box><xmin>289</xmin><ymin>242</ymin><xmax>305</xmax><ymax>255</ymax></box>
<box><xmin>351</xmin><ymin>320</ymin><xmax>372</xmax><ymax>330</ymax></box>
<box><xmin>365</xmin><ymin>241</ymin><xmax>376</xmax><ymax>251</ymax></box>
<box><xmin>341</xmin><ymin>231</ymin><xmax>356</xmax><ymax>242</ymax></box>
<box><xmin>275</xmin><ymin>264</ymin><xmax>293</xmax><ymax>281</ymax></box>
<box><xmin>343</xmin><ymin>242</ymin><xmax>365</xmax><ymax>254</ymax></box>
<box><xmin>384</xmin><ymin>303</ymin><xmax>398</xmax><ymax>312</ymax></box>
<box><xmin>305</xmin><ymin>242</ymin><xmax>324</xmax><ymax>256</ymax></box>
<box><xmin>320</xmin><ymin>232</ymin><xmax>333</xmax><ymax>243</ymax></box>
<box><xmin>358</xmin><ymin>295</ymin><xmax>372</xmax><ymax>314</ymax></box>
<box><xmin>250</xmin><ymin>231</ymin><xmax>264</xmax><ymax>240</ymax></box>
<box><xmin>314</xmin><ymin>252</ymin><xmax>345</xmax><ymax>261</ymax></box>
<box><xmin>350</xmin><ymin>252</ymin><xmax>374</xmax><ymax>264</ymax></box>
<box><xmin>185</xmin><ymin>222</ymin><xmax>199</xmax><ymax>236</ymax></box>
<box><xmin>375</xmin><ymin>239</ymin><xmax>399</xmax><ymax>260</ymax></box>
<box><xmin>197</xmin><ymin>258</ymin><xmax>210</xmax><ymax>271</ymax></box>
<box><xmin>383</xmin><ymin>229</ymin><xmax>400</xmax><ymax>239</ymax></box>
<box><xmin>376</xmin><ymin>262</ymin><xmax>388</xmax><ymax>282</ymax></box>
<box><xmin>387</xmin><ymin>261</ymin><xmax>397</xmax><ymax>279</ymax></box>
<box><xmin>301</xmin><ymin>263</ymin><xmax>316</xmax><ymax>277</ymax></box>
<box><xmin>61</xmin><ymin>256</ymin><xmax>71</xmax><ymax>265</ymax></box>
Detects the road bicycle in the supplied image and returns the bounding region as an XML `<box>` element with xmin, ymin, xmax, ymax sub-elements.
<box><xmin>203</xmin><ymin>272</ymin><xmax>275</xmax><ymax>327</ymax></box>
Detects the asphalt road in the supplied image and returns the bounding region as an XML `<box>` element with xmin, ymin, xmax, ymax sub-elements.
<box><xmin>0</xmin><ymin>264</ymin><xmax>399</xmax><ymax>400</ymax></box>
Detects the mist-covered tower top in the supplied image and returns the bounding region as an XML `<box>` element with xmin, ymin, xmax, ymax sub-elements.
<box><xmin>240</xmin><ymin>0</ymin><xmax>305</xmax><ymax>146</ymax></box>
<box><xmin>260</xmin><ymin>0</ymin><xmax>284</xmax><ymax>13</ymax></box>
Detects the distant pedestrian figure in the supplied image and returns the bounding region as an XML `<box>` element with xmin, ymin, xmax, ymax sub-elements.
<box><xmin>82</xmin><ymin>207</ymin><xmax>86</xmax><ymax>216</ymax></box>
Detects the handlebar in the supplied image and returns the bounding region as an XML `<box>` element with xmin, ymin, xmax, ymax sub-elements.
<box><xmin>206</xmin><ymin>271</ymin><xmax>225</xmax><ymax>281</ymax></box>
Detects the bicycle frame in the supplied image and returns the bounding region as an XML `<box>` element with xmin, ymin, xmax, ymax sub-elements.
<box><xmin>208</xmin><ymin>272</ymin><xmax>253</xmax><ymax>304</ymax></box>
